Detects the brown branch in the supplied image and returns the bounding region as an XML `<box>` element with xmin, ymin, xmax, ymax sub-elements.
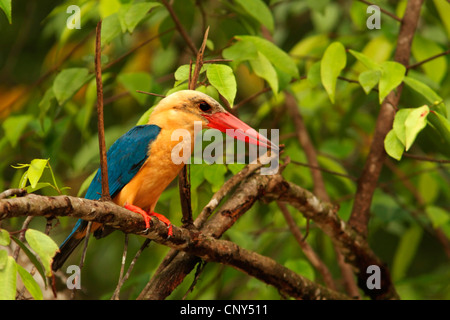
<box><xmin>264</xmin><ymin>177</ymin><xmax>399</xmax><ymax>300</ymax></box>
<box><xmin>111</xmin><ymin>234</ymin><xmax>129</xmax><ymax>300</ymax></box>
<box><xmin>285</xmin><ymin>93</ymin><xmax>360</xmax><ymax>298</ymax></box>
<box><xmin>135</xmin><ymin>90</ymin><xmax>166</xmax><ymax>98</ymax></box>
<box><xmin>0</xmin><ymin>189</ymin><xmax>347</xmax><ymax>300</ymax></box>
<box><xmin>277</xmin><ymin>202</ymin><xmax>337</xmax><ymax>290</ymax></box>
<box><xmin>95</xmin><ymin>21</ymin><xmax>111</xmax><ymax>201</ymax></box>
<box><xmin>357</xmin><ymin>0</ymin><xmax>402</xmax><ymax>22</ymax></box>
<box><xmin>349</xmin><ymin>0</ymin><xmax>424</xmax><ymax>238</ymax></box>
<box><xmin>407</xmin><ymin>49</ymin><xmax>450</xmax><ymax>70</ymax></box>
<box><xmin>161</xmin><ymin>0</ymin><xmax>198</xmax><ymax>56</ymax></box>
<box><xmin>179</xmin><ymin>27</ymin><xmax>211</xmax><ymax>227</ymax></box>
<box><xmin>290</xmin><ymin>160</ymin><xmax>357</xmax><ymax>181</ymax></box>
<box><xmin>102</xmin><ymin>28</ymin><xmax>175</xmax><ymax>71</ymax></box>
<box><xmin>0</xmin><ymin>188</ymin><xmax>27</xmax><ymax>200</ymax></box>
<box><xmin>402</xmin><ymin>153</ymin><xmax>450</xmax><ymax>164</ymax></box>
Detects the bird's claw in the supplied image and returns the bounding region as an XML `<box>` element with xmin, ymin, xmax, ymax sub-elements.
<box><xmin>124</xmin><ymin>203</ymin><xmax>173</xmax><ymax>237</ymax></box>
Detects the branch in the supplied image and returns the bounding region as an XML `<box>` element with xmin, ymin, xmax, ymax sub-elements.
<box><xmin>285</xmin><ymin>93</ymin><xmax>360</xmax><ymax>298</ymax></box>
<box><xmin>264</xmin><ymin>176</ymin><xmax>399</xmax><ymax>300</ymax></box>
<box><xmin>277</xmin><ymin>202</ymin><xmax>337</xmax><ymax>290</ymax></box>
<box><xmin>179</xmin><ymin>27</ymin><xmax>211</xmax><ymax>226</ymax></box>
<box><xmin>161</xmin><ymin>0</ymin><xmax>198</xmax><ymax>55</ymax></box>
<box><xmin>407</xmin><ymin>49</ymin><xmax>450</xmax><ymax>70</ymax></box>
<box><xmin>0</xmin><ymin>190</ymin><xmax>347</xmax><ymax>300</ymax></box>
<box><xmin>349</xmin><ymin>0</ymin><xmax>424</xmax><ymax>237</ymax></box>
<box><xmin>357</xmin><ymin>0</ymin><xmax>402</xmax><ymax>22</ymax></box>
<box><xmin>95</xmin><ymin>20</ymin><xmax>110</xmax><ymax>201</ymax></box>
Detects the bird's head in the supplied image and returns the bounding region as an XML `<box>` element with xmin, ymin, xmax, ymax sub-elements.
<box><xmin>148</xmin><ymin>90</ymin><xmax>277</xmax><ymax>150</ymax></box>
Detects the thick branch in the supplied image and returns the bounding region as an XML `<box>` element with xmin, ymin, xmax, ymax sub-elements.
<box><xmin>0</xmin><ymin>190</ymin><xmax>346</xmax><ymax>300</ymax></box>
<box><xmin>0</xmin><ymin>165</ymin><xmax>397</xmax><ymax>299</ymax></box>
<box><xmin>95</xmin><ymin>20</ymin><xmax>110</xmax><ymax>201</ymax></box>
<box><xmin>349</xmin><ymin>0</ymin><xmax>424</xmax><ymax>237</ymax></box>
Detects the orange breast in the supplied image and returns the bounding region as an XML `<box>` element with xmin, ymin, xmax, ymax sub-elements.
<box><xmin>113</xmin><ymin>128</ymin><xmax>186</xmax><ymax>212</ymax></box>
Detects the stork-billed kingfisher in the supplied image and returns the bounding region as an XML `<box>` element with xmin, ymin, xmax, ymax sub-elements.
<box><xmin>52</xmin><ymin>90</ymin><xmax>276</xmax><ymax>271</ymax></box>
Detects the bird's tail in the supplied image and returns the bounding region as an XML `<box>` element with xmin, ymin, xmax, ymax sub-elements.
<box><xmin>52</xmin><ymin>219</ymin><xmax>89</xmax><ymax>271</ymax></box>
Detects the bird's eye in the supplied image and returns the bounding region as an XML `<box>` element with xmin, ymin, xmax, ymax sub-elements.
<box><xmin>199</xmin><ymin>101</ymin><xmax>212</xmax><ymax>113</ymax></box>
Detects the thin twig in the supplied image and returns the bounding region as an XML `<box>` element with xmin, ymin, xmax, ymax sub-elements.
<box><xmin>407</xmin><ymin>49</ymin><xmax>450</xmax><ymax>69</ymax></box>
<box><xmin>135</xmin><ymin>90</ymin><xmax>166</xmax><ymax>98</ymax></box>
<box><xmin>277</xmin><ymin>202</ymin><xmax>337</xmax><ymax>290</ymax></box>
<box><xmin>161</xmin><ymin>0</ymin><xmax>198</xmax><ymax>55</ymax></box>
<box><xmin>290</xmin><ymin>160</ymin><xmax>358</xmax><ymax>181</ymax></box>
<box><xmin>95</xmin><ymin>20</ymin><xmax>111</xmax><ymax>201</ymax></box>
<box><xmin>285</xmin><ymin>93</ymin><xmax>360</xmax><ymax>298</ymax></box>
<box><xmin>103</xmin><ymin>28</ymin><xmax>175</xmax><ymax>71</ymax></box>
<box><xmin>12</xmin><ymin>216</ymin><xmax>33</xmax><ymax>260</ymax></box>
<box><xmin>79</xmin><ymin>222</ymin><xmax>92</xmax><ymax>270</ymax></box>
<box><xmin>111</xmin><ymin>234</ymin><xmax>129</xmax><ymax>300</ymax></box>
<box><xmin>182</xmin><ymin>260</ymin><xmax>207</xmax><ymax>299</ymax></box>
<box><xmin>179</xmin><ymin>26</ymin><xmax>211</xmax><ymax>226</ymax></box>
<box><xmin>357</xmin><ymin>0</ymin><xmax>402</xmax><ymax>22</ymax></box>
<box><xmin>403</xmin><ymin>153</ymin><xmax>450</xmax><ymax>163</ymax></box>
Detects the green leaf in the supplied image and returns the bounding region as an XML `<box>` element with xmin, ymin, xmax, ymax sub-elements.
<box><xmin>99</xmin><ymin>0</ymin><xmax>121</xmax><ymax>18</ymax></box>
<box><xmin>384</xmin><ymin>129</ymin><xmax>404</xmax><ymax>161</ymax></box>
<box><xmin>320</xmin><ymin>42</ymin><xmax>347</xmax><ymax>104</ymax></box>
<box><xmin>234</xmin><ymin>0</ymin><xmax>274</xmax><ymax>32</ymax></box>
<box><xmin>53</xmin><ymin>68</ymin><xmax>92</xmax><ymax>105</ymax></box>
<box><xmin>404</xmin><ymin>105</ymin><xmax>429</xmax><ymax>151</ymax></box>
<box><xmin>0</xmin><ymin>250</ymin><xmax>7</xmax><ymax>269</ymax></box>
<box><xmin>203</xmin><ymin>164</ymin><xmax>227</xmax><ymax>192</ymax></box>
<box><xmin>307</xmin><ymin>61</ymin><xmax>321</xmax><ymax>86</ymax></box>
<box><xmin>392</xmin><ymin>224</ymin><xmax>423</xmax><ymax>281</ymax></box>
<box><xmin>0</xmin><ymin>0</ymin><xmax>12</xmax><ymax>24</ymax></box>
<box><xmin>25</xmin><ymin>229</ymin><xmax>59</xmax><ymax>277</ymax></box>
<box><xmin>222</xmin><ymin>40</ymin><xmax>258</xmax><ymax>65</ymax></box>
<box><xmin>2</xmin><ymin>115</ymin><xmax>33</xmax><ymax>148</ymax></box>
<box><xmin>206</xmin><ymin>64</ymin><xmax>237</xmax><ymax>107</ymax></box>
<box><xmin>0</xmin><ymin>229</ymin><xmax>11</xmax><ymax>246</ymax></box>
<box><xmin>393</xmin><ymin>109</ymin><xmax>411</xmax><ymax>146</ymax></box>
<box><xmin>235</xmin><ymin>36</ymin><xmax>299</xmax><ymax>78</ymax></box>
<box><xmin>284</xmin><ymin>259</ymin><xmax>315</xmax><ymax>281</ymax></box>
<box><xmin>349</xmin><ymin>49</ymin><xmax>380</xmax><ymax>70</ymax></box>
<box><xmin>17</xmin><ymin>264</ymin><xmax>43</xmax><ymax>300</ymax></box>
<box><xmin>404</xmin><ymin>76</ymin><xmax>445</xmax><ymax>115</ymax></box>
<box><xmin>0</xmin><ymin>255</ymin><xmax>17</xmax><ymax>300</ymax></box>
<box><xmin>378</xmin><ymin>61</ymin><xmax>406</xmax><ymax>104</ymax></box>
<box><xmin>418</xmin><ymin>172</ymin><xmax>439</xmax><ymax>205</ymax></box>
<box><xmin>117</xmin><ymin>72</ymin><xmax>152</xmax><ymax>105</ymax></box>
<box><xmin>427</xmin><ymin>111</ymin><xmax>450</xmax><ymax>148</ymax></box>
<box><xmin>25</xmin><ymin>182</ymin><xmax>54</xmax><ymax>193</ymax></box>
<box><xmin>359</xmin><ymin>69</ymin><xmax>381</xmax><ymax>94</ymax></box>
<box><xmin>27</xmin><ymin>159</ymin><xmax>49</xmax><ymax>189</ymax></box>
<box><xmin>174</xmin><ymin>64</ymin><xmax>208</xmax><ymax>85</ymax></box>
<box><xmin>432</xmin><ymin>0</ymin><xmax>450</xmax><ymax>39</ymax></box>
<box><xmin>425</xmin><ymin>206</ymin><xmax>450</xmax><ymax>229</ymax></box>
<box><xmin>249</xmin><ymin>51</ymin><xmax>279</xmax><ymax>94</ymax></box>
<box><xmin>11</xmin><ymin>236</ymin><xmax>47</xmax><ymax>286</ymax></box>
<box><xmin>120</xmin><ymin>2</ymin><xmax>161</xmax><ymax>33</ymax></box>
<box><xmin>101</xmin><ymin>13</ymin><xmax>122</xmax><ymax>46</ymax></box>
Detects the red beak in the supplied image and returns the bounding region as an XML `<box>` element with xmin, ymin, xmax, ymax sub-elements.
<box><xmin>204</xmin><ymin>112</ymin><xmax>278</xmax><ymax>151</ymax></box>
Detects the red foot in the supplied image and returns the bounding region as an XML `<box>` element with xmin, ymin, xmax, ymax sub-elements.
<box><xmin>124</xmin><ymin>203</ymin><xmax>173</xmax><ymax>236</ymax></box>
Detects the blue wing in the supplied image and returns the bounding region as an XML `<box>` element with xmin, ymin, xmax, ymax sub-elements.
<box><xmin>52</xmin><ymin>124</ymin><xmax>161</xmax><ymax>271</ymax></box>
<box><xmin>85</xmin><ymin>124</ymin><xmax>162</xmax><ymax>200</ymax></box>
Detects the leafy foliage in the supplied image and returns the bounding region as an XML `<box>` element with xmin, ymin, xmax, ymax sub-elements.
<box><xmin>0</xmin><ymin>0</ymin><xmax>449</xmax><ymax>300</ymax></box>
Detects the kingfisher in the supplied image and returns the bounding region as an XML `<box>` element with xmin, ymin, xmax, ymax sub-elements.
<box><xmin>52</xmin><ymin>90</ymin><xmax>276</xmax><ymax>271</ymax></box>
